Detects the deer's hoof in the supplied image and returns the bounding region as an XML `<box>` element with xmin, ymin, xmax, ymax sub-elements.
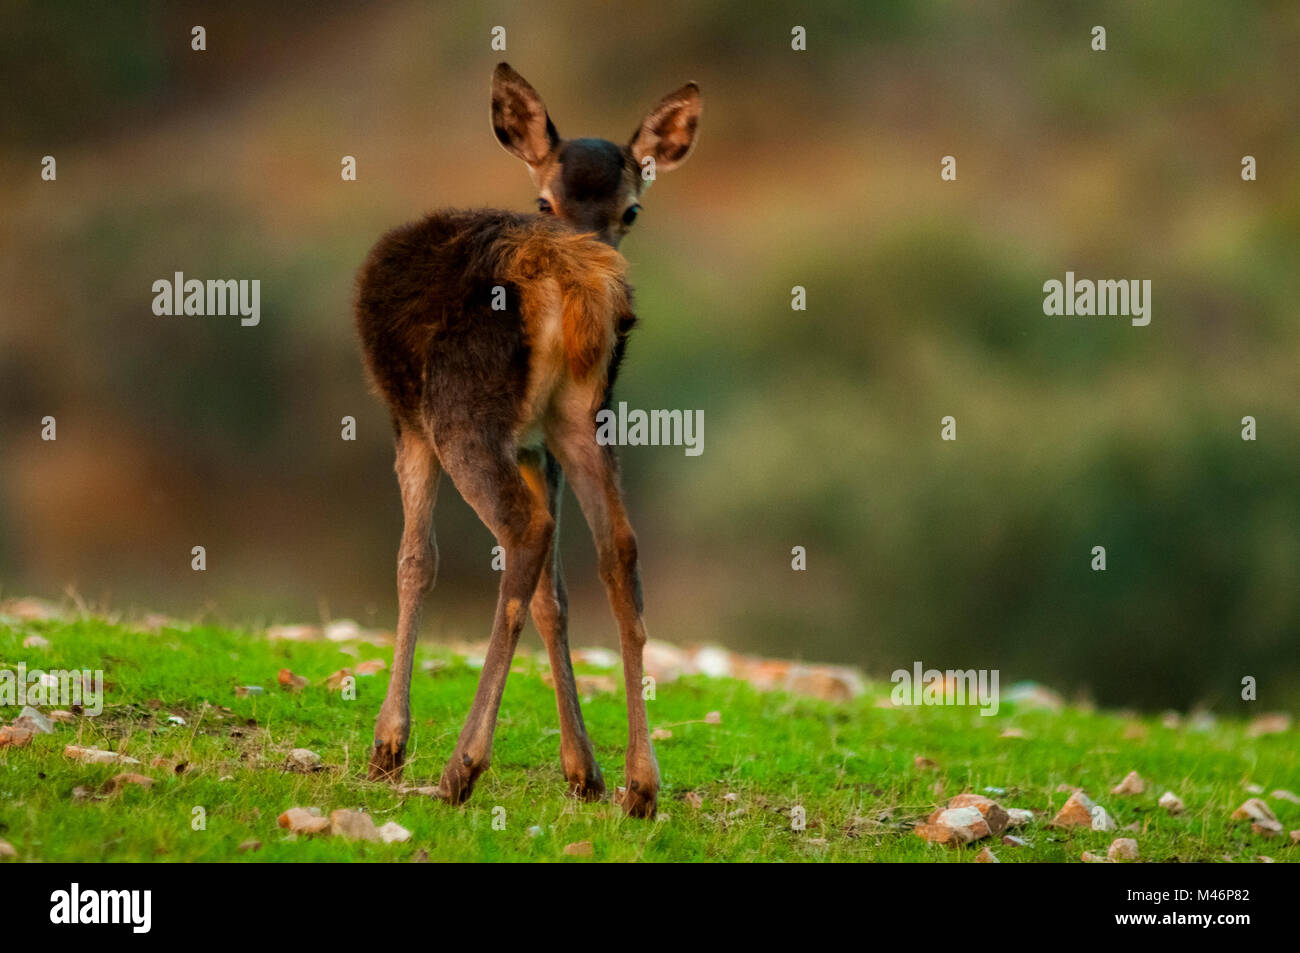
<box><xmin>438</xmin><ymin>752</ymin><xmax>486</xmax><ymax>804</ymax></box>
<box><xmin>618</xmin><ymin>778</ymin><xmax>658</xmax><ymax>819</ymax></box>
<box><xmin>368</xmin><ymin>741</ymin><xmax>406</xmax><ymax>782</ymax></box>
<box><xmin>566</xmin><ymin>765</ymin><xmax>606</xmax><ymax>802</ymax></box>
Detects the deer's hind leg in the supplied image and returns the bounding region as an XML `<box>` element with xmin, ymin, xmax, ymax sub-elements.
<box><xmin>431</xmin><ymin>428</ymin><xmax>554</xmax><ymax>804</ymax></box>
<box><xmin>519</xmin><ymin>445</ymin><xmax>605</xmax><ymax>800</ymax></box>
<box><xmin>547</xmin><ymin>420</ymin><xmax>659</xmax><ymax>818</ymax></box>
<box><xmin>370</xmin><ymin>424</ymin><xmax>441</xmax><ymax>781</ymax></box>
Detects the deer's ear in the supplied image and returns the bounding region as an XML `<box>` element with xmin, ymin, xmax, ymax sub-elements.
<box><xmin>629</xmin><ymin>82</ymin><xmax>701</xmax><ymax>175</ymax></box>
<box><xmin>491</xmin><ymin>63</ymin><xmax>560</xmax><ymax>166</ymax></box>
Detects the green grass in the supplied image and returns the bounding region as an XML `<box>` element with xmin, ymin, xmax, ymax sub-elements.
<box><xmin>1</xmin><ymin>614</ymin><xmax>1296</xmax><ymax>862</ymax></box>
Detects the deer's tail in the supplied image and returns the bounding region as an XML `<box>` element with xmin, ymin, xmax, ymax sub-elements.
<box><xmin>498</xmin><ymin>223</ymin><xmax>631</xmax><ymax>380</ymax></box>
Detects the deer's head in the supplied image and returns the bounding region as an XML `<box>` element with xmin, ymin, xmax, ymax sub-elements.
<box><xmin>490</xmin><ymin>62</ymin><xmax>701</xmax><ymax>248</ymax></box>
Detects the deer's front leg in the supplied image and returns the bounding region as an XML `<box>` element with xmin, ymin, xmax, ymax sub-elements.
<box><xmin>550</xmin><ymin>427</ymin><xmax>658</xmax><ymax>818</ymax></box>
<box><xmin>520</xmin><ymin>446</ymin><xmax>605</xmax><ymax>800</ymax></box>
<box><xmin>429</xmin><ymin>432</ymin><xmax>554</xmax><ymax>804</ymax></box>
<box><xmin>369</xmin><ymin>428</ymin><xmax>441</xmax><ymax>781</ymax></box>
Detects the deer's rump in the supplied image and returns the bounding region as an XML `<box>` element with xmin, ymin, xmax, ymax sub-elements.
<box><xmin>354</xmin><ymin>208</ymin><xmax>633</xmax><ymax>436</ymax></box>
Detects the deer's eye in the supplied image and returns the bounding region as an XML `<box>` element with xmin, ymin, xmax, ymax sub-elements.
<box><xmin>537</xmin><ymin>198</ymin><xmax>554</xmax><ymax>215</ymax></box>
<box><xmin>622</xmin><ymin>204</ymin><xmax>641</xmax><ymax>226</ymax></box>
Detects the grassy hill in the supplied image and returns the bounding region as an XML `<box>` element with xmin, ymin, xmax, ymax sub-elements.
<box><xmin>1</xmin><ymin>612</ymin><xmax>1296</xmax><ymax>862</ymax></box>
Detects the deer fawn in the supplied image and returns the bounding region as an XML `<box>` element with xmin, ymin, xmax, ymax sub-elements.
<box><xmin>354</xmin><ymin>63</ymin><xmax>700</xmax><ymax>817</ymax></box>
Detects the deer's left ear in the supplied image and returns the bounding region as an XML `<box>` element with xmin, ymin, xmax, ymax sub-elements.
<box><xmin>491</xmin><ymin>62</ymin><xmax>560</xmax><ymax>167</ymax></box>
<box><xmin>629</xmin><ymin>82</ymin><xmax>701</xmax><ymax>175</ymax></box>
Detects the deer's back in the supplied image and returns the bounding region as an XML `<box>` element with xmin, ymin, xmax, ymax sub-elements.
<box><xmin>354</xmin><ymin>209</ymin><xmax>633</xmax><ymax>436</ymax></box>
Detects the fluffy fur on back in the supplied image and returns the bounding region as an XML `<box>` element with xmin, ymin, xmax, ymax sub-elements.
<box><xmin>353</xmin><ymin>210</ymin><xmax>631</xmax><ymax>434</ymax></box>
<box><xmin>354</xmin><ymin>209</ymin><xmax>634</xmax><ymax>433</ymax></box>
<box><xmin>495</xmin><ymin>220</ymin><xmax>630</xmax><ymax>380</ymax></box>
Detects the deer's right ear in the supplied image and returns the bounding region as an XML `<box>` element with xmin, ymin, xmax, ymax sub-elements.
<box><xmin>629</xmin><ymin>82</ymin><xmax>701</xmax><ymax>175</ymax></box>
<box><xmin>491</xmin><ymin>63</ymin><xmax>560</xmax><ymax>167</ymax></box>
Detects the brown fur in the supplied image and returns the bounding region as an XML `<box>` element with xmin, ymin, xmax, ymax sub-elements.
<box><xmin>499</xmin><ymin>223</ymin><xmax>630</xmax><ymax>380</ymax></box>
<box><xmin>354</xmin><ymin>209</ymin><xmax>631</xmax><ymax>438</ymax></box>
<box><xmin>356</xmin><ymin>63</ymin><xmax>699</xmax><ymax>818</ymax></box>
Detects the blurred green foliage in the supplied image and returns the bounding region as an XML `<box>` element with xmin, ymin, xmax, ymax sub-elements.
<box><xmin>2</xmin><ymin>1</ymin><xmax>1297</xmax><ymax>709</ymax></box>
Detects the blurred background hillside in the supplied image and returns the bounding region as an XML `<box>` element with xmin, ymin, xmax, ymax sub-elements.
<box><xmin>2</xmin><ymin>0</ymin><xmax>1298</xmax><ymax>710</ymax></box>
